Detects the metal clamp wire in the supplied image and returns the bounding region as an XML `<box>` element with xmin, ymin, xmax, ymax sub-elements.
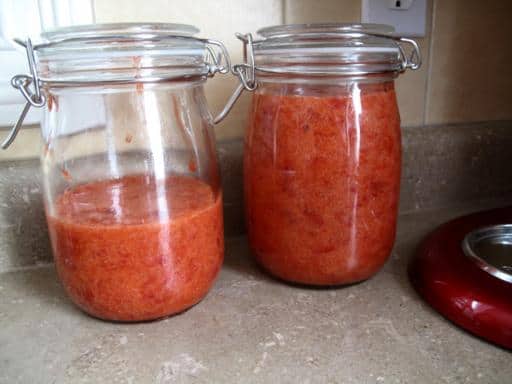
<box><xmin>234</xmin><ymin>33</ymin><xmax>257</xmax><ymax>91</ymax></box>
<box><xmin>2</xmin><ymin>38</ymin><xmax>47</xmax><ymax>149</ymax></box>
<box><xmin>11</xmin><ymin>75</ymin><xmax>46</xmax><ymax>108</ymax></box>
<box><xmin>204</xmin><ymin>39</ymin><xmax>231</xmax><ymax>75</ymax></box>
<box><xmin>215</xmin><ymin>29</ymin><xmax>422</xmax><ymax>130</ymax></box>
<box><xmin>3</xmin><ymin>35</ymin><xmax>237</xmax><ymax>148</ymax></box>
<box><xmin>26</xmin><ymin>39</ymin><xmax>43</xmax><ymax>102</ymax></box>
<box><xmin>398</xmin><ymin>37</ymin><xmax>422</xmax><ymax>70</ymax></box>
<box><xmin>232</xmin><ymin>29</ymin><xmax>422</xmax><ymax>83</ymax></box>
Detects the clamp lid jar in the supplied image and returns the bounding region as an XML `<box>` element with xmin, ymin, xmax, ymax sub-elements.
<box><xmin>237</xmin><ymin>23</ymin><xmax>421</xmax><ymax>286</ymax></box>
<box><xmin>6</xmin><ymin>23</ymin><xmax>232</xmax><ymax>321</ymax></box>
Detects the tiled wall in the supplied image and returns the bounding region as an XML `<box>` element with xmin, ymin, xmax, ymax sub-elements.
<box><xmin>1</xmin><ymin>0</ymin><xmax>511</xmax><ymax>160</ymax></box>
<box><xmin>425</xmin><ymin>1</ymin><xmax>512</xmax><ymax>124</ymax></box>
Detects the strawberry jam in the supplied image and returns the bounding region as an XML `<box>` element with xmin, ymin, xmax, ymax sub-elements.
<box><xmin>48</xmin><ymin>175</ymin><xmax>223</xmax><ymax>321</ymax></box>
<box><xmin>244</xmin><ymin>81</ymin><xmax>401</xmax><ymax>285</ymax></box>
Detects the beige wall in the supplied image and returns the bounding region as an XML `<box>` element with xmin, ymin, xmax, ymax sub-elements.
<box><xmin>1</xmin><ymin>0</ymin><xmax>511</xmax><ymax>160</ymax></box>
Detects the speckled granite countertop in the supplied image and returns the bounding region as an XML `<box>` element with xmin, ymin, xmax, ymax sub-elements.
<box><xmin>1</xmin><ymin>206</ymin><xmax>511</xmax><ymax>384</ymax></box>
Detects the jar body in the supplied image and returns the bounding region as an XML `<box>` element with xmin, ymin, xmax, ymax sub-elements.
<box><xmin>42</xmin><ymin>81</ymin><xmax>223</xmax><ymax>321</ymax></box>
<box><xmin>244</xmin><ymin>78</ymin><xmax>401</xmax><ymax>285</ymax></box>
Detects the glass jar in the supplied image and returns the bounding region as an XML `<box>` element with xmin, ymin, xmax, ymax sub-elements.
<box><xmin>6</xmin><ymin>23</ymin><xmax>233</xmax><ymax>321</ymax></box>
<box><xmin>236</xmin><ymin>24</ymin><xmax>421</xmax><ymax>286</ymax></box>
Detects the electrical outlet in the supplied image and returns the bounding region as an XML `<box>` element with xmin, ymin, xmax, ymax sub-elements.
<box><xmin>388</xmin><ymin>0</ymin><xmax>414</xmax><ymax>10</ymax></box>
<box><xmin>362</xmin><ymin>0</ymin><xmax>426</xmax><ymax>37</ymax></box>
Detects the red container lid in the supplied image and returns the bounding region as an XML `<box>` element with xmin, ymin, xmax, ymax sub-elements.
<box><xmin>409</xmin><ymin>206</ymin><xmax>512</xmax><ymax>349</ymax></box>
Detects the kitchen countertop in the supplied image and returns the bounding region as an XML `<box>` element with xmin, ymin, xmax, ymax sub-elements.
<box><xmin>1</xmin><ymin>206</ymin><xmax>511</xmax><ymax>384</ymax></box>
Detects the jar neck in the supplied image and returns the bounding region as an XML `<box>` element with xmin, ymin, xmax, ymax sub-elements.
<box><xmin>44</xmin><ymin>78</ymin><xmax>206</xmax><ymax>95</ymax></box>
<box><xmin>254</xmin><ymin>71</ymin><xmax>398</xmax><ymax>86</ymax></box>
<box><xmin>36</xmin><ymin>60</ymin><xmax>210</xmax><ymax>87</ymax></box>
<box><xmin>253</xmin><ymin>76</ymin><xmax>396</xmax><ymax>98</ymax></box>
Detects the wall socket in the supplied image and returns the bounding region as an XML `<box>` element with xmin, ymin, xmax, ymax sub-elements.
<box><xmin>388</xmin><ymin>0</ymin><xmax>414</xmax><ymax>10</ymax></box>
<box><xmin>362</xmin><ymin>0</ymin><xmax>427</xmax><ymax>37</ymax></box>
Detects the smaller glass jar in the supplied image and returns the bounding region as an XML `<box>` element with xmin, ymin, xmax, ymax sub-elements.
<box><xmin>6</xmin><ymin>23</ymin><xmax>233</xmax><ymax>321</ymax></box>
<box><xmin>235</xmin><ymin>24</ymin><xmax>421</xmax><ymax>286</ymax></box>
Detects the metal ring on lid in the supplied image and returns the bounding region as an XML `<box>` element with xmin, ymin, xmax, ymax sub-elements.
<box><xmin>462</xmin><ymin>224</ymin><xmax>512</xmax><ymax>283</ymax></box>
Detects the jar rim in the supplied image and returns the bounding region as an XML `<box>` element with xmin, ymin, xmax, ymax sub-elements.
<box><xmin>257</xmin><ymin>23</ymin><xmax>395</xmax><ymax>38</ymax></box>
<box><xmin>41</xmin><ymin>22</ymin><xmax>200</xmax><ymax>43</ymax></box>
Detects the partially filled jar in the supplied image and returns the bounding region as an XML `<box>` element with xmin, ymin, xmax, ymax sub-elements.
<box><xmin>7</xmin><ymin>24</ymin><xmax>231</xmax><ymax>321</ymax></box>
<box><xmin>241</xmin><ymin>24</ymin><xmax>421</xmax><ymax>285</ymax></box>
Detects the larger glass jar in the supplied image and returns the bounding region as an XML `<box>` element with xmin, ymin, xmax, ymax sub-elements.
<box><xmin>239</xmin><ymin>24</ymin><xmax>421</xmax><ymax>286</ymax></box>
<box><xmin>7</xmin><ymin>24</ymin><xmax>232</xmax><ymax>321</ymax></box>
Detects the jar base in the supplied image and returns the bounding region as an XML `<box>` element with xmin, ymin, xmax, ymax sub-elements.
<box><xmin>68</xmin><ymin>292</ymin><xmax>211</xmax><ymax>323</ymax></box>
<box><xmin>253</xmin><ymin>257</ymin><xmax>382</xmax><ymax>287</ymax></box>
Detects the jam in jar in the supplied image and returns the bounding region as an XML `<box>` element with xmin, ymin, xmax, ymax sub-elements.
<box><xmin>240</xmin><ymin>24</ymin><xmax>421</xmax><ymax>285</ymax></box>
<box><xmin>7</xmin><ymin>23</ymin><xmax>233</xmax><ymax>321</ymax></box>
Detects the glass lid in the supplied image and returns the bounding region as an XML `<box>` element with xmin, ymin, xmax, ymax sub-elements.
<box><xmin>41</xmin><ymin>23</ymin><xmax>199</xmax><ymax>41</ymax></box>
<box><xmin>250</xmin><ymin>23</ymin><xmax>420</xmax><ymax>76</ymax></box>
<box><xmin>257</xmin><ymin>23</ymin><xmax>395</xmax><ymax>38</ymax></box>
<box><xmin>30</xmin><ymin>23</ymin><xmax>228</xmax><ymax>85</ymax></box>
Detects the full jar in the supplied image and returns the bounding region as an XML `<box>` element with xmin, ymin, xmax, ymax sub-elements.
<box><xmin>8</xmin><ymin>24</ymin><xmax>232</xmax><ymax>321</ymax></box>
<box><xmin>240</xmin><ymin>24</ymin><xmax>421</xmax><ymax>286</ymax></box>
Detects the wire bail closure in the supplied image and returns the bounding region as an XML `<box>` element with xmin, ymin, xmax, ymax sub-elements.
<box><xmin>213</xmin><ymin>33</ymin><xmax>256</xmax><ymax>124</ymax></box>
<box><xmin>2</xmin><ymin>39</ymin><xmax>46</xmax><ymax>149</ymax></box>
<box><xmin>398</xmin><ymin>37</ymin><xmax>421</xmax><ymax>71</ymax></box>
<box><xmin>3</xmin><ymin>36</ymin><xmax>238</xmax><ymax>145</ymax></box>
<box><xmin>3</xmin><ymin>29</ymin><xmax>422</xmax><ymax>144</ymax></box>
<box><xmin>204</xmin><ymin>39</ymin><xmax>231</xmax><ymax>76</ymax></box>
<box><xmin>233</xmin><ymin>33</ymin><xmax>257</xmax><ymax>91</ymax></box>
<box><xmin>214</xmin><ymin>30</ymin><xmax>421</xmax><ymax>125</ymax></box>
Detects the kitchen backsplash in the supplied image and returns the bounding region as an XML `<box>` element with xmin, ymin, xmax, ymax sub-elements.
<box><xmin>1</xmin><ymin>0</ymin><xmax>511</xmax><ymax>273</ymax></box>
<box><xmin>1</xmin><ymin>0</ymin><xmax>512</xmax><ymax>161</ymax></box>
<box><xmin>90</xmin><ymin>0</ymin><xmax>512</xmax><ymax>128</ymax></box>
<box><xmin>2</xmin><ymin>121</ymin><xmax>512</xmax><ymax>273</ymax></box>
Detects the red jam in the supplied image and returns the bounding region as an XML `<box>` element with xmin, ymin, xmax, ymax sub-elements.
<box><xmin>244</xmin><ymin>81</ymin><xmax>401</xmax><ymax>285</ymax></box>
<box><xmin>48</xmin><ymin>175</ymin><xmax>223</xmax><ymax>321</ymax></box>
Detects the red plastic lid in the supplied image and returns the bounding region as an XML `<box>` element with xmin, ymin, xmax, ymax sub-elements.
<box><xmin>409</xmin><ymin>206</ymin><xmax>512</xmax><ymax>350</ymax></box>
